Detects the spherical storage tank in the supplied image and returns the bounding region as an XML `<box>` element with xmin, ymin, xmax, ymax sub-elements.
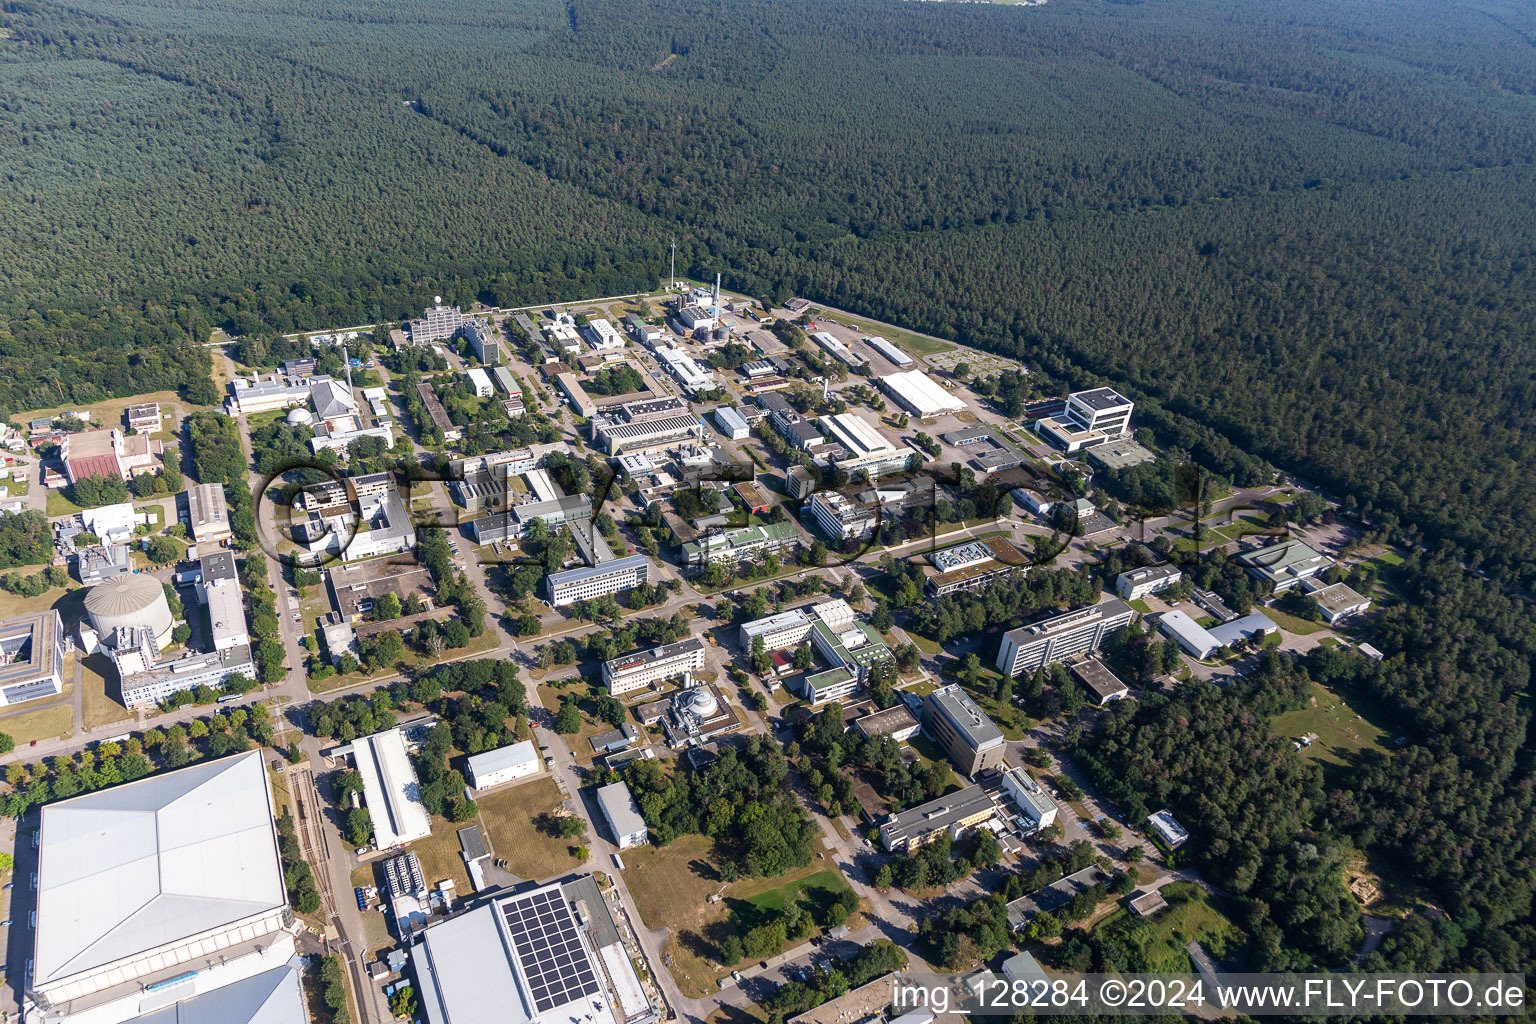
<box><xmin>84</xmin><ymin>575</ymin><xmax>175</xmax><ymax>650</ymax></box>
<box><xmin>286</xmin><ymin>407</ymin><xmax>314</xmax><ymax>426</ymax></box>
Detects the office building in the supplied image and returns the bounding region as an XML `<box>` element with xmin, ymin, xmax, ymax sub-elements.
<box><xmin>466</xmin><ymin>740</ymin><xmax>541</xmax><ymax>790</ymax></box>
<box><xmin>995</xmin><ymin>599</ymin><xmax>1136</xmax><ymax>678</ymax></box>
<box><xmin>1036</xmin><ymin>387</ymin><xmax>1134</xmax><ymax>452</ymax></box>
<box><xmin>851</xmin><ymin>704</ymin><xmax>920</xmax><ymax>743</ymax></box>
<box><xmin>808</xmin><ymin>617</ymin><xmax>891</xmax><ymax>678</ymax></box>
<box><xmin>1001</xmin><ymin>767</ymin><xmax>1059</xmax><ymax>833</ymax></box>
<box><xmin>186</xmin><ymin>482</ymin><xmax>232</xmax><ymax>544</ymax></box>
<box><xmin>1115</xmin><ymin>563</ymin><xmax>1182</xmax><ymax>601</ymax></box>
<box><xmin>1208</xmin><ymin>611</ymin><xmax>1280</xmax><ymax>648</ymax></box>
<box><xmin>116</xmin><ymin>638</ymin><xmax>255</xmax><ymax>711</ymax></box>
<box><xmin>460</xmin><ymin>319</ymin><xmax>502</xmax><ymax>364</ymax></box>
<box><xmin>879</xmin><ymin>370</ymin><xmax>965</xmax><ymax>418</ymax></box>
<box><xmin>738</xmin><ymin>609</ymin><xmax>813</xmax><ymax>651</ymax></box>
<box><xmin>879</xmin><ymin>784</ymin><xmax>995</xmax><ymax>853</ymax></box>
<box><xmin>798</xmin><ymin>666</ymin><xmax>858</xmax><ymax>706</ymax></box>
<box><xmin>1147</xmin><ymin>809</ymin><xmax>1189</xmax><ymax>848</ymax></box>
<box><xmin>28</xmin><ymin>752</ymin><xmax>298</xmax><ymax>1024</ymax></box>
<box><xmin>806</xmin><ymin>490</ymin><xmax>878</xmax><ymax>540</ymax></box>
<box><xmin>346</xmin><ymin>727</ymin><xmax>432</xmax><ymax>848</ymax></box>
<box><xmin>593</xmin><ymin>413</ymin><xmax>704</xmax><ymax>456</ymax></box>
<box><xmin>601</xmin><ymin>637</ymin><xmax>706</xmax><ymax>696</ymax></box>
<box><xmin>1303</xmin><ymin>580</ymin><xmax>1372</xmax><ymax>622</ymax></box>
<box><xmin>409</xmin><ymin>300</ymin><xmax>465</xmax><ymax>344</ymax></box>
<box><xmin>596</xmin><ymin>782</ymin><xmax>650</xmax><ymax>849</ymax></box>
<box><xmin>0</xmin><ymin>610</ymin><xmax>65</xmax><ymax>707</ymax></box>
<box><xmin>414</xmin><ymin>381</ymin><xmax>462</xmax><ymax>441</ymax></box>
<box><xmin>547</xmin><ymin>554</ymin><xmax>650</xmax><ymax>607</ymax></box>
<box><xmin>923</xmin><ymin>684</ymin><xmax>1007</xmax><ymax>776</ymax></box>
<box><xmin>786</xmin><ymin>465</ymin><xmax>816</xmax><ymax>499</ymax></box>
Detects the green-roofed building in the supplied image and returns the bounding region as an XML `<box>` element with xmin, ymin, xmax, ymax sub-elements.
<box><xmin>681</xmin><ymin>521</ymin><xmax>799</xmax><ymax>565</ymax></box>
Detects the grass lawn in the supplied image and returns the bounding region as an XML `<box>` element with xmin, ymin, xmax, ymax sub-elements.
<box><xmin>906</xmin><ymin>631</ymin><xmax>943</xmax><ymax>656</ymax></box>
<box><xmin>79</xmin><ymin>653</ymin><xmax>132</xmax><ymax>730</ymax></box>
<box><xmin>536</xmin><ymin>680</ymin><xmax>618</xmax><ymax>762</ymax></box>
<box><xmin>1271</xmin><ymin>682</ymin><xmax>1391</xmax><ymax>769</ymax></box>
<box><xmin>12</xmin><ymin>389</ymin><xmax>186</xmax><ymax>429</ymax></box>
<box><xmin>46</xmin><ymin>490</ymin><xmax>84</xmax><ymax>517</ymax></box>
<box><xmin>625</xmin><ymin>835</ymin><xmax>856</xmax><ymax>998</ymax></box>
<box><xmin>1</xmin><ymin>701</ymin><xmax>74</xmax><ymax>745</ymax></box>
<box><xmin>0</xmin><ymin>584</ymin><xmax>73</xmax><ymax>620</ymax></box>
<box><xmin>1128</xmin><ymin>599</ymin><xmax>1153</xmax><ymax>615</ymax></box>
<box><xmin>813</xmin><ymin>309</ymin><xmax>954</xmax><ymax>356</ymax></box>
<box><xmin>1264</xmin><ymin>606</ymin><xmax>1327</xmax><ymax>635</ymax></box>
<box><xmin>408</xmin><ymin>817</ymin><xmax>474</xmax><ymax>897</ymax></box>
<box><xmin>1091</xmin><ymin>881</ymin><xmax>1243</xmax><ymax>973</ymax></box>
<box><xmin>476</xmin><ymin>777</ymin><xmax>586</xmax><ymax>881</ymax></box>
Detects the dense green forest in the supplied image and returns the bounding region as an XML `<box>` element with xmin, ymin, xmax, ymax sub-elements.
<box><xmin>4</xmin><ymin>0</ymin><xmax>1535</xmax><ymax>578</ymax></box>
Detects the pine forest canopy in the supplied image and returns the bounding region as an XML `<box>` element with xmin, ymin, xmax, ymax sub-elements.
<box><xmin>1</xmin><ymin>0</ymin><xmax>1535</xmax><ymax>584</ymax></box>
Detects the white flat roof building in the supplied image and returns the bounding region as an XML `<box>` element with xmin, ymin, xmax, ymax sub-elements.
<box><xmin>186</xmin><ymin>483</ymin><xmax>232</xmax><ymax>544</ymax></box>
<box><xmin>1115</xmin><ymin>564</ymin><xmax>1182</xmax><ymax>601</ymax></box>
<box><xmin>1001</xmin><ymin>767</ymin><xmax>1059</xmax><ymax>833</ymax></box>
<box><xmin>596</xmin><ymin>782</ymin><xmax>650</xmax><ymax>849</ymax></box>
<box><xmin>601</xmin><ymin>637</ymin><xmax>706</xmax><ymax>696</ymax></box>
<box><xmin>879</xmin><ymin>370</ymin><xmax>965</xmax><ymax>417</ymax></box>
<box><xmin>466</xmin><ymin>740</ymin><xmax>540</xmax><ymax>790</ymax></box>
<box><xmin>1156</xmin><ymin>609</ymin><xmax>1221</xmax><ymax>659</ymax></box>
<box><xmin>583</xmin><ymin>318</ymin><xmax>626</xmax><ymax>351</ymax></box>
<box><xmin>31</xmin><ymin>752</ymin><xmax>292</xmax><ymax>1020</ymax></box>
<box><xmin>349</xmin><ymin>727</ymin><xmax>432</xmax><ymax>848</ymax></box>
<box><xmin>739</xmin><ymin>609</ymin><xmax>813</xmax><ymax>651</ymax></box>
<box><xmin>862</xmin><ymin>336</ymin><xmax>913</xmax><ymax>367</ymax></box>
<box><xmin>818</xmin><ymin>413</ymin><xmax>908</xmax><ymax>479</ymax></box>
<box><xmin>466</xmin><ymin>367</ymin><xmax>495</xmax><ymax>398</ymax></box>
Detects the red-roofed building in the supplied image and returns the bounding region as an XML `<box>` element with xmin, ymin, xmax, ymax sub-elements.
<box><xmin>62</xmin><ymin>429</ymin><xmax>163</xmax><ymax>485</ymax></box>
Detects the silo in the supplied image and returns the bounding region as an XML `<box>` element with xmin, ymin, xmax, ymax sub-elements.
<box><xmin>84</xmin><ymin>575</ymin><xmax>175</xmax><ymax>651</ymax></box>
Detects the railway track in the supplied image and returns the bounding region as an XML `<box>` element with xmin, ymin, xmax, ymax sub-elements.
<box><xmin>291</xmin><ymin>769</ymin><xmax>336</xmax><ymax>915</ymax></box>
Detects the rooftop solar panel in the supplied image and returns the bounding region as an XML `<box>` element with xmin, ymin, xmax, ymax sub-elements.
<box><xmin>501</xmin><ymin>888</ymin><xmax>602</xmax><ymax>1011</ymax></box>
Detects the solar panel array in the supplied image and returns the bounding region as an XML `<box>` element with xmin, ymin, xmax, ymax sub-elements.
<box><xmin>501</xmin><ymin>888</ymin><xmax>601</xmax><ymax>1012</ymax></box>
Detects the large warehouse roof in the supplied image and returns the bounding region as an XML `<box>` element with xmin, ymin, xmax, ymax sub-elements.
<box><xmin>880</xmin><ymin>370</ymin><xmax>964</xmax><ymax>416</ymax></box>
<box><xmin>351</xmin><ymin>727</ymin><xmax>432</xmax><ymax>848</ymax></box>
<box><xmin>34</xmin><ymin>751</ymin><xmax>285</xmax><ymax>987</ymax></box>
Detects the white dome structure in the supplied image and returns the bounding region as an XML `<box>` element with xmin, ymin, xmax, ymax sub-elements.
<box><xmin>286</xmin><ymin>406</ymin><xmax>314</xmax><ymax>426</ymax></box>
<box><xmin>681</xmin><ymin>688</ymin><xmax>718</xmax><ymax>719</ymax></box>
<box><xmin>83</xmin><ymin>575</ymin><xmax>175</xmax><ymax>650</ymax></box>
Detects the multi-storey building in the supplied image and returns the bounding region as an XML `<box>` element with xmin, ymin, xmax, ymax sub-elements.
<box><xmin>601</xmin><ymin>637</ymin><xmax>707</xmax><ymax>695</ymax></box>
<box><xmin>994</xmin><ymin>599</ymin><xmax>1136</xmax><ymax>678</ymax></box>
<box><xmin>922</xmin><ymin>536</ymin><xmax>1029</xmax><ymax>597</ymax></box>
<box><xmin>459</xmin><ymin>319</ymin><xmax>501</xmax><ymax>363</ymax></box>
<box><xmin>409</xmin><ymin>300</ymin><xmax>465</xmax><ymax>344</ymax></box>
<box><xmin>738</xmin><ymin>608</ymin><xmax>813</xmax><ymax>651</ymax></box>
<box><xmin>1114</xmin><ymin>563</ymin><xmax>1183</xmax><ymax>601</ymax></box>
<box><xmin>582</xmin><ymin>317</ymin><xmax>625</xmax><ymax>351</ymax></box>
<box><xmin>0</xmin><ymin>610</ymin><xmax>65</xmax><ymax>706</ymax></box>
<box><xmin>819</xmin><ymin>413</ymin><xmax>910</xmax><ymax>480</ymax></box>
<box><xmin>1036</xmin><ymin>387</ymin><xmax>1135</xmax><ymax>452</ymax></box>
<box><xmin>1001</xmin><ymin>767</ymin><xmax>1059</xmax><ymax>833</ymax></box>
<box><xmin>806</xmin><ymin>490</ymin><xmax>878</xmax><ymax>540</ymax></box>
<box><xmin>547</xmin><ymin>553</ymin><xmax>650</xmax><ymax>606</ymax></box>
<box><xmin>879</xmin><ymin>784</ymin><xmax>995</xmax><ymax>853</ymax></box>
<box><xmin>923</xmin><ymin>683</ymin><xmax>1007</xmax><ymax>776</ymax></box>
